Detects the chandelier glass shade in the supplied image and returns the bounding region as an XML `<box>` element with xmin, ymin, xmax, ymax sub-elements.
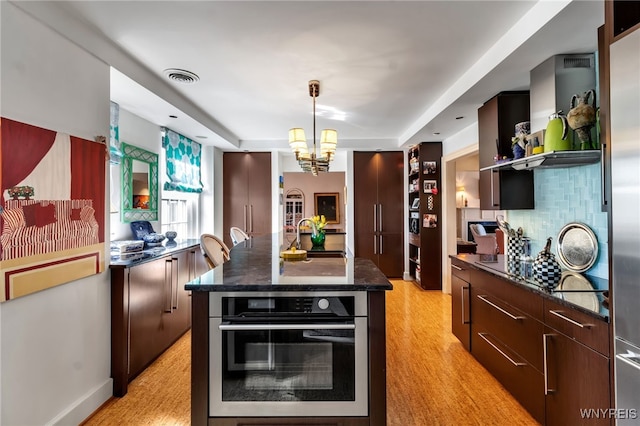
<box><xmin>289</xmin><ymin>80</ymin><xmax>337</xmax><ymax>176</ymax></box>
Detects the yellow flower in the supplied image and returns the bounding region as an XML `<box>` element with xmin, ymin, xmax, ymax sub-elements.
<box><xmin>312</xmin><ymin>215</ymin><xmax>327</xmax><ymax>231</ymax></box>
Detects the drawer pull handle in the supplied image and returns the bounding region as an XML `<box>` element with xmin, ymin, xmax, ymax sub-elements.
<box><xmin>543</xmin><ymin>333</ymin><xmax>556</xmax><ymax>395</ymax></box>
<box><xmin>477</xmin><ymin>295</ymin><xmax>525</xmax><ymax>321</ymax></box>
<box><xmin>478</xmin><ymin>333</ymin><xmax>526</xmax><ymax>367</ymax></box>
<box><xmin>451</xmin><ymin>264</ymin><xmax>463</xmax><ymax>271</ymax></box>
<box><xmin>549</xmin><ymin>310</ymin><xmax>593</xmax><ymax>329</ymax></box>
<box><xmin>462</xmin><ymin>286</ymin><xmax>470</xmax><ymax>325</ymax></box>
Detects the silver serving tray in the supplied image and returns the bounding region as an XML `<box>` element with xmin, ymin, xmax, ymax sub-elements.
<box><xmin>556</xmin><ymin>222</ymin><xmax>598</xmax><ymax>273</ymax></box>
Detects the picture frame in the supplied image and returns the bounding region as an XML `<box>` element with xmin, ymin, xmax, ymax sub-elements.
<box><xmin>411</xmin><ymin>198</ymin><xmax>420</xmax><ymax>209</ymax></box>
<box><xmin>423</xmin><ymin>161</ymin><xmax>437</xmax><ymax>174</ymax></box>
<box><xmin>423</xmin><ymin>214</ymin><xmax>438</xmax><ymax>228</ymax></box>
<box><xmin>314</xmin><ymin>192</ymin><xmax>340</xmax><ymax>224</ymax></box>
<box><xmin>423</xmin><ymin>180</ymin><xmax>437</xmax><ymax>194</ymax></box>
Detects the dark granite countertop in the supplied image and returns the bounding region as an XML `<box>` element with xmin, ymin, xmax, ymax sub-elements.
<box><xmin>109</xmin><ymin>239</ymin><xmax>200</xmax><ymax>267</ymax></box>
<box><xmin>186</xmin><ymin>233</ymin><xmax>393</xmax><ymax>292</ymax></box>
<box><xmin>451</xmin><ymin>254</ymin><xmax>609</xmax><ymax>322</ymax></box>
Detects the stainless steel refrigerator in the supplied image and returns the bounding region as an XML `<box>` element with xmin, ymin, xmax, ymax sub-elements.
<box><xmin>610</xmin><ymin>28</ymin><xmax>640</xmax><ymax>424</ymax></box>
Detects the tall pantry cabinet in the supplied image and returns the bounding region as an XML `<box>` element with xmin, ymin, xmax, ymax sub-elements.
<box><xmin>353</xmin><ymin>151</ymin><xmax>404</xmax><ymax>277</ymax></box>
<box><xmin>223</xmin><ymin>152</ymin><xmax>272</xmax><ymax>248</ymax></box>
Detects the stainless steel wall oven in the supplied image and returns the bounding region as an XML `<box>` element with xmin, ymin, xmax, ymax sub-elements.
<box><xmin>209</xmin><ymin>291</ymin><xmax>368</xmax><ymax>417</ymax></box>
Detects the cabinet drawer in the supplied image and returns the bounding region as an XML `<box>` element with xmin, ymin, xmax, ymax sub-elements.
<box><xmin>471</xmin><ymin>268</ymin><xmax>543</xmax><ymax>321</ymax></box>
<box><xmin>544</xmin><ymin>299</ymin><xmax>610</xmax><ymax>356</ymax></box>
<box><xmin>451</xmin><ymin>258</ymin><xmax>471</xmax><ymax>282</ymax></box>
<box><xmin>452</xmin><ymin>275</ymin><xmax>471</xmax><ymax>351</ymax></box>
<box><xmin>472</xmin><ymin>331</ymin><xmax>545</xmax><ymax>423</ymax></box>
<box><xmin>472</xmin><ymin>289</ymin><xmax>543</xmax><ymax>371</ymax></box>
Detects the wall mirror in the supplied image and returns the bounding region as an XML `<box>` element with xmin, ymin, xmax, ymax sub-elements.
<box><xmin>121</xmin><ymin>142</ymin><xmax>158</xmax><ymax>222</ymax></box>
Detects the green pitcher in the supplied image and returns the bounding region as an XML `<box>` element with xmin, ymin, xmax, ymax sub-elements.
<box><xmin>544</xmin><ymin>111</ymin><xmax>572</xmax><ymax>152</ymax></box>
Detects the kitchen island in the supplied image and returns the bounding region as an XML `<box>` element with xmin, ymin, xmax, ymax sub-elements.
<box><xmin>186</xmin><ymin>233</ymin><xmax>393</xmax><ymax>426</ymax></box>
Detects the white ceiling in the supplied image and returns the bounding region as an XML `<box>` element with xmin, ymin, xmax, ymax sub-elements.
<box><xmin>21</xmin><ymin>1</ymin><xmax>604</xmax><ymax>151</ymax></box>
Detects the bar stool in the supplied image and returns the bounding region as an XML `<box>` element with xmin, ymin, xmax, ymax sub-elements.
<box><xmin>200</xmin><ymin>234</ymin><xmax>231</xmax><ymax>269</ymax></box>
<box><xmin>229</xmin><ymin>227</ymin><xmax>250</xmax><ymax>246</ymax></box>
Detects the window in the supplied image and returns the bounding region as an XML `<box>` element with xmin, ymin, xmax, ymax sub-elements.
<box><xmin>160</xmin><ymin>192</ymin><xmax>199</xmax><ymax>238</ymax></box>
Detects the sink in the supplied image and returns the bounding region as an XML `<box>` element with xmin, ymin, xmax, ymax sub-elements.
<box><xmin>306</xmin><ymin>250</ymin><xmax>345</xmax><ymax>258</ymax></box>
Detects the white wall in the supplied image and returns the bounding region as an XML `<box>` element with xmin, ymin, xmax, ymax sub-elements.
<box><xmin>110</xmin><ymin>108</ymin><xmax>163</xmax><ymax>240</ymax></box>
<box><xmin>283</xmin><ymin>172</ymin><xmax>346</xmax><ymax>228</ymax></box>
<box><xmin>0</xmin><ymin>3</ymin><xmax>112</xmax><ymax>424</ymax></box>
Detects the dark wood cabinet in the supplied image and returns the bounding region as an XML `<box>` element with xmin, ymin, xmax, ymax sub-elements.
<box><xmin>354</xmin><ymin>151</ymin><xmax>404</xmax><ymax>277</ymax></box>
<box><xmin>127</xmin><ymin>257</ymin><xmax>171</xmax><ymax>380</ymax></box>
<box><xmin>470</xmin><ymin>268</ymin><xmax>545</xmax><ymax>422</ymax></box>
<box><xmin>111</xmin><ymin>245</ymin><xmax>204</xmax><ymax>397</ymax></box>
<box><xmin>451</xmin><ymin>259</ymin><xmax>471</xmax><ymax>350</ymax></box>
<box><xmin>223</xmin><ymin>152</ymin><xmax>271</xmax><ymax>248</ymax></box>
<box><xmin>543</xmin><ymin>328</ymin><xmax>611</xmax><ymax>426</ymax></box>
<box><xmin>450</xmin><ymin>257</ymin><xmax>612</xmax><ymax>424</ymax></box>
<box><xmin>607</xmin><ymin>0</ymin><xmax>640</xmax><ymax>41</ymax></box>
<box><xmin>543</xmin><ymin>297</ymin><xmax>611</xmax><ymax>425</ymax></box>
<box><xmin>478</xmin><ymin>92</ymin><xmax>534</xmax><ymax>210</ymax></box>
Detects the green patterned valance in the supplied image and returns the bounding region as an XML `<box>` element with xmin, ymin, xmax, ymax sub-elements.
<box><xmin>162</xmin><ymin>128</ymin><xmax>203</xmax><ymax>193</ymax></box>
<box><xmin>109</xmin><ymin>101</ymin><xmax>123</xmax><ymax>164</ymax></box>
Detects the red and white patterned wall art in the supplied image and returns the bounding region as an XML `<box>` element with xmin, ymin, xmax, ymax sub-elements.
<box><xmin>0</xmin><ymin>117</ymin><xmax>106</xmax><ymax>302</ymax></box>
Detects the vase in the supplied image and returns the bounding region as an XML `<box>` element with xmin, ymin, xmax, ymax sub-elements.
<box><xmin>310</xmin><ymin>230</ymin><xmax>326</xmax><ymax>248</ymax></box>
<box><xmin>513</xmin><ymin>143</ymin><xmax>525</xmax><ymax>160</ymax></box>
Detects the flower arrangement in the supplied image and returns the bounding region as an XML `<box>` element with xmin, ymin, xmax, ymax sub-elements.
<box><xmin>311</xmin><ymin>215</ymin><xmax>327</xmax><ymax>232</ymax></box>
<box><xmin>309</xmin><ymin>215</ymin><xmax>327</xmax><ymax>248</ymax></box>
<box><xmin>8</xmin><ymin>186</ymin><xmax>35</xmax><ymax>199</ymax></box>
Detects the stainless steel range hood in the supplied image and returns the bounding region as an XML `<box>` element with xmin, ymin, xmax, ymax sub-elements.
<box><xmin>529</xmin><ymin>54</ymin><xmax>597</xmax><ymax>134</ymax></box>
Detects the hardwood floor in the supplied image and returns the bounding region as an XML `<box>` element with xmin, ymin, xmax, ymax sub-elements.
<box><xmin>83</xmin><ymin>280</ymin><xmax>538</xmax><ymax>425</ymax></box>
<box><xmin>386</xmin><ymin>280</ymin><xmax>537</xmax><ymax>425</ymax></box>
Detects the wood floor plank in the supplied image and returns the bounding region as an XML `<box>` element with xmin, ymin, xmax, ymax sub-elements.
<box><xmin>83</xmin><ymin>280</ymin><xmax>539</xmax><ymax>425</ymax></box>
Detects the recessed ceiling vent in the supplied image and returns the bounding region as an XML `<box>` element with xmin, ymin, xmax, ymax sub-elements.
<box><xmin>563</xmin><ymin>56</ymin><xmax>593</xmax><ymax>69</ymax></box>
<box><xmin>163</xmin><ymin>68</ymin><xmax>200</xmax><ymax>84</ymax></box>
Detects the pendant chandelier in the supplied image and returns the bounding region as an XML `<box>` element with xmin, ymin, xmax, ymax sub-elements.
<box><xmin>288</xmin><ymin>80</ymin><xmax>337</xmax><ymax>176</ymax></box>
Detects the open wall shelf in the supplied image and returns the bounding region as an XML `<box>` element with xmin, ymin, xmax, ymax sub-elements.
<box><xmin>480</xmin><ymin>150</ymin><xmax>601</xmax><ymax>172</ymax></box>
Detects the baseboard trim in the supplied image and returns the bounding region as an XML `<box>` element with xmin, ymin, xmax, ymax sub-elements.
<box><xmin>48</xmin><ymin>378</ymin><xmax>113</xmax><ymax>426</ymax></box>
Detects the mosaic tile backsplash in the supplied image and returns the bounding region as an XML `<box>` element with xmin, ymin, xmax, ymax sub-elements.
<box><xmin>508</xmin><ymin>163</ymin><xmax>608</xmax><ymax>287</ymax></box>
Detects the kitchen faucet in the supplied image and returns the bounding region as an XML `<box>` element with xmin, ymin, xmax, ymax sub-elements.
<box><xmin>291</xmin><ymin>217</ymin><xmax>314</xmax><ymax>250</ymax></box>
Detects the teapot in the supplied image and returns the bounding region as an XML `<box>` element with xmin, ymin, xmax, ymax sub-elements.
<box><xmin>567</xmin><ymin>89</ymin><xmax>597</xmax><ymax>149</ymax></box>
<box><xmin>544</xmin><ymin>111</ymin><xmax>571</xmax><ymax>152</ymax></box>
<box><xmin>532</xmin><ymin>237</ymin><xmax>562</xmax><ymax>289</ymax></box>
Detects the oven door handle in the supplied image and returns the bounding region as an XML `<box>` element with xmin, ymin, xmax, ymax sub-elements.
<box><xmin>218</xmin><ymin>323</ymin><xmax>356</xmax><ymax>331</ymax></box>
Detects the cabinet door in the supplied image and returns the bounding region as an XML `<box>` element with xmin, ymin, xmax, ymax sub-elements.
<box><xmin>223</xmin><ymin>152</ymin><xmax>272</xmax><ymax>246</ymax></box>
<box><xmin>478</xmin><ymin>92</ymin><xmax>533</xmax><ymax>210</ymax></box>
<box><xmin>377</xmin><ymin>152</ymin><xmax>404</xmax><ymax>235</ymax></box>
<box><xmin>377</xmin><ymin>152</ymin><xmax>404</xmax><ymax>277</ymax></box>
<box><xmin>246</xmin><ymin>152</ymin><xmax>271</xmax><ymax>237</ymax></box>
<box><xmin>544</xmin><ymin>330</ymin><xmax>611</xmax><ymax>426</ymax></box>
<box><xmin>353</xmin><ymin>152</ymin><xmax>379</xmax><ymax>259</ymax></box>
<box><xmin>479</xmin><ymin>169</ymin><xmax>500</xmax><ymax>210</ymax></box>
<box><xmin>478</xmin><ymin>96</ymin><xmax>499</xmax><ymax>168</ymax></box>
<box><xmin>223</xmin><ymin>153</ymin><xmax>249</xmax><ymax>247</ymax></box>
<box><xmin>377</xmin><ymin>232</ymin><xmax>403</xmax><ymax>278</ymax></box>
<box><xmin>166</xmin><ymin>251</ymin><xmax>191</xmax><ymax>336</ymax></box>
<box><xmin>128</xmin><ymin>257</ymin><xmax>170</xmax><ymax>379</ymax></box>
<box><xmin>451</xmin><ymin>275</ymin><xmax>471</xmax><ymax>350</ymax></box>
